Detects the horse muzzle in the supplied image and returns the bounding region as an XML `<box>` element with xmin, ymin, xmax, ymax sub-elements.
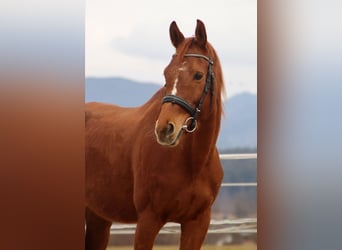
<box><xmin>154</xmin><ymin>120</ymin><xmax>184</xmax><ymax>147</ymax></box>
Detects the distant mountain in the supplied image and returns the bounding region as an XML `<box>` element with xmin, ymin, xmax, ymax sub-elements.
<box><xmin>85</xmin><ymin>77</ymin><xmax>160</xmax><ymax>107</ymax></box>
<box><xmin>85</xmin><ymin>77</ymin><xmax>256</xmax><ymax>150</ymax></box>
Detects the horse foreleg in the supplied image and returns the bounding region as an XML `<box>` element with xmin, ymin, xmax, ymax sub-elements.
<box><xmin>134</xmin><ymin>211</ymin><xmax>164</xmax><ymax>250</ymax></box>
<box><xmin>180</xmin><ymin>209</ymin><xmax>211</xmax><ymax>250</ymax></box>
<box><xmin>85</xmin><ymin>207</ymin><xmax>112</xmax><ymax>250</ymax></box>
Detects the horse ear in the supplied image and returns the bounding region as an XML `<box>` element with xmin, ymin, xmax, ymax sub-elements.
<box><xmin>169</xmin><ymin>21</ymin><xmax>184</xmax><ymax>48</ymax></box>
<box><xmin>195</xmin><ymin>19</ymin><xmax>207</xmax><ymax>49</ymax></box>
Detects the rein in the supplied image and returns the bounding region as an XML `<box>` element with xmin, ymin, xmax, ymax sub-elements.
<box><xmin>162</xmin><ymin>53</ymin><xmax>214</xmax><ymax>132</ymax></box>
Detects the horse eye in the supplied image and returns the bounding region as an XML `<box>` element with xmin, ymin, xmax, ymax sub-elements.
<box><xmin>193</xmin><ymin>72</ymin><xmax>203</xmax><ymax>81</ymax></box>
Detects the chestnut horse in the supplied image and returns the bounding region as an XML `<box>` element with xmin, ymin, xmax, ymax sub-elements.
<box><xmin>85</xmin><ymin>20</ymin><xmax>225</xmax><ymax>250</ymax></box>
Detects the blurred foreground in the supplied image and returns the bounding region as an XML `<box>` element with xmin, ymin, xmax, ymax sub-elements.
<box><xmin>107</xmin><ymin>242</ymin><xmax>257</xmax><ymax>250</ymax></box>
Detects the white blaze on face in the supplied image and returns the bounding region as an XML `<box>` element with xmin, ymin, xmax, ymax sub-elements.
<box><xmin>171</xmin><ymin>62</ymin><xmax>187</xmax><ymax>96</ymax></box>
<box><xmin>178</xmin><ymin>61</ymin><xmax>187</xmax><ymax>72</ymax></box>
<box><xmin>171</xmin><ymin>77</ymin><xmax>178</xmax><ymax>95</ymax></box>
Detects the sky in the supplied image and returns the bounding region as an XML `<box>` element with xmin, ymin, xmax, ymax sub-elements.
<box><xmin>86</xmin><ymin>0</ymin><xmax>256</xmax><ymax>97</ymax></box>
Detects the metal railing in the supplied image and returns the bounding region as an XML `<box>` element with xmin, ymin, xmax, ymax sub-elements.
<box><xmin>220</xmin><ymin>153</ymin><xmax>257</xmax><ymax>187</ymax></box>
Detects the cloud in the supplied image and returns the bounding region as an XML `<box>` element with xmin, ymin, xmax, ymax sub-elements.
<box><xmin>86</xmin><ymin>0</ymin><xmax>257</xmax><ymax>95</ymax></box>
<box><xmin>111</xmin><ymin>18</ymin><xmax>256</xmax><ymax>68</ymax></box>
<box><xmin>111</xmin><ymin>22</ymin><xmax>173</xmax><ymax>61</ymax></box>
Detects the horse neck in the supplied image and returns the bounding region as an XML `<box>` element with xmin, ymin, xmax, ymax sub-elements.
<box><xmin>187</xmin><ymin>95</ymin><xmax>222</xmax><ymax>173</ymax></box>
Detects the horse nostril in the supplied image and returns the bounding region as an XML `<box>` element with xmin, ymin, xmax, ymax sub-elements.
<box><xmin>167</xmin><ymin>122</ymin><xmax>175</xmax><ymax>135</ymax></box>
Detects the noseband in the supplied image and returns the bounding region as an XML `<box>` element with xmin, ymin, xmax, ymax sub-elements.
<box><xmin>162</xmin><ymin>53</ymin><xmax>214</xmax><ymax>132</ymax></box>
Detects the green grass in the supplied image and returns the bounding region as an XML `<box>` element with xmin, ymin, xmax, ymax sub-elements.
<box><xmin>107</xmin><ymin>243</ymin><xmax>257</xmax><ymax>250</ymax></box>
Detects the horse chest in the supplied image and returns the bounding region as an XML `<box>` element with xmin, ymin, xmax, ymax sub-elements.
<box><xmin>148</xmin><ymin>176</ymin><xmax>214</xmax><ymax>221</ymax></box>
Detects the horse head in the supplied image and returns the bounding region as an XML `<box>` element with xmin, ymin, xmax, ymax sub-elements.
<box><xmin>155</xmin><ymin>20</ymin><xmax>221</xmax><ymax>147</ymax></box>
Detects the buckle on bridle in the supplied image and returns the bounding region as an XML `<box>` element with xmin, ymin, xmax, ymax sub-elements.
<box><xmin>182</xmin><ymin>117</ymin><xmax>197</xmax><ymax>133</ymax></box>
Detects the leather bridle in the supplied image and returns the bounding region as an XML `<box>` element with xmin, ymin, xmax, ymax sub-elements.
<box><xmin>162</xmin><ymin>53</ymin><xmax>214</xmax><ymax>132</ymax></box>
